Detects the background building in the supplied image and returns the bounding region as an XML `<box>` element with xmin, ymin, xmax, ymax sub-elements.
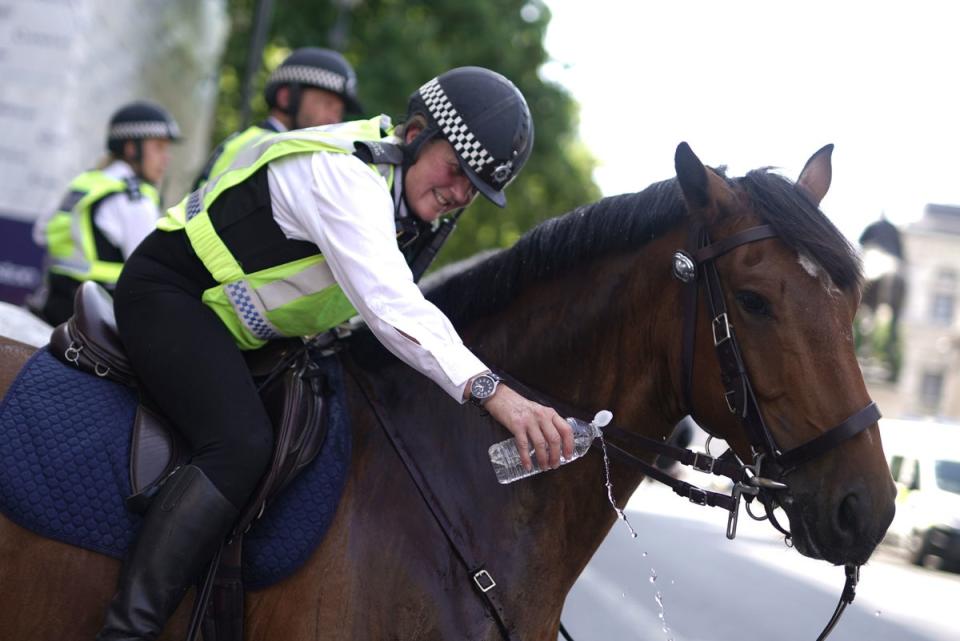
<box><xmin>870</xmin><ymin>204</ymin><xmax>960</xmax><ymax>420</ymax></box>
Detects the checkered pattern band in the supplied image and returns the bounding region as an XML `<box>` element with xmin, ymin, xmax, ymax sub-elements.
<box><xmin>185</xmin><ymin>191</ymin><xmax>203</xmax><ymax>221</ymax></box>
<box><xmin>225</xmin><ymin>281</ymin><xmax>284</xmax><ymax>341</ymax></box>
<box><xmin>419</xmin><ymin>78</ymin><xmax>494</xmax><ymax>174</ymax></box>
<box><xmin>108</xmin><ymin>121</ymin><xmax>180</xmax><ymax>140</ymax></box>
<box><xmin>268</xmin><ymin>65</ymin><xmax>347</xmax><ymax>94</ymax></box>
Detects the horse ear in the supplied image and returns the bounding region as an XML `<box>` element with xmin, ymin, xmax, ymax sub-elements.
<box><xmin>797</xmin><ymin>143</ymin><xmax>834</xmax><ymax>205</ymax></box>
<box><xmin>675</xmin><ymin>142</ymin><xmax>735</xmax><ymax>222</ymax></box>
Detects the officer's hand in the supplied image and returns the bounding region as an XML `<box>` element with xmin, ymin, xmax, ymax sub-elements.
<box><xmin>482</xmin><ymin>384</ymin><xmax>574</xmax><ymax>471</ymax></box>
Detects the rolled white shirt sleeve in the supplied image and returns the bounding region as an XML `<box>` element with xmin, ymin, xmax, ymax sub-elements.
<box><xmin>268</xmin><ymin>152</ymin><xmax>487</xmax><ymax>401</ymax></box>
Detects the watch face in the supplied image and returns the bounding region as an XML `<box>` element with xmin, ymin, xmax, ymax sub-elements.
<box><xmin>471</xmin><ymin>374</ymin><xmax>496</xmax><ymax>399</ymax></box>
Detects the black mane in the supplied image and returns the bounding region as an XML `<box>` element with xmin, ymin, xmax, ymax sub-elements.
<box><xmin>426</xmin><ymin>169</ymin><xmax>861</xmax><ymax>325</ymax></box>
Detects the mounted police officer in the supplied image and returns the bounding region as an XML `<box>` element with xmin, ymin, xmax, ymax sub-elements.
<box><xmin>29</xmin><ymin>101</ymin><xmax>180</xmax><ymax>326</ymax></box>
<box><xmin>193</xmin><ymin>47</ymin><xmax>363</xmax><ymax>189</ymax></box>
<box><xmin>97</xmin><ymin>66</ymin><xmax>575</xmax><ymax>640</ymax></box>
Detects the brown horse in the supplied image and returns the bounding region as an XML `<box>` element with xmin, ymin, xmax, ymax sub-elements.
<box><xmin>0</xmin><ymin>143</ymin><xmax>896</xmax><ymax>640</ymax></box>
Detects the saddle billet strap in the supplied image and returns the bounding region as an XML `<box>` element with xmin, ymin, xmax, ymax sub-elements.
<box><xmin>342</xmin><ymin>355</ymin><xmax>523</xmax><ymax>641</ymax></box>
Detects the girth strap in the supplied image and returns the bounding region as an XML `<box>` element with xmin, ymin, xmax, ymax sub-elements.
<box><xmin>342</xmin><ymin>356</ymin><xmax>523</xmax><ymax>641</ymax></box>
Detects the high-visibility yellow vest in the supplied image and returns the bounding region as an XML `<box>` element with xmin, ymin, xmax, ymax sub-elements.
<box><xmin>194</xmin><ymin>124</ymin><xmax>277</xmax><ymax>190</ymax></box>
<box><xmin>160</xmin><ymin>116</ymin><xmax>398</xmax><ymax>350</ymax></box>
<box><xmin>45</xmin><ymin>170</ymin><xmax>159</xmax><ymax>285</ymax></box>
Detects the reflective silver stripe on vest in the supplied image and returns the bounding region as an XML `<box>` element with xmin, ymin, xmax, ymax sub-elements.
<box><xmin>224</xmin><ymin>280</ymin><xmax>284</xmax><ymax>340</ymax></box>
<box><xmin>255</xmin><ymin>260</ymin><xmax>338</xmax><ymax>310</ymax></box>
<box><xmin>197</xmin><ymin>126</ymin><xmax>362</xmax><ymax>215</ymax></box>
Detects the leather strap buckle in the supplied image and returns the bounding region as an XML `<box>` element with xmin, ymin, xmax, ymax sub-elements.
<box><xmin>473</xmin><ymin>569</ymin><xmax>497</xmax><ymax>593</ymax></box>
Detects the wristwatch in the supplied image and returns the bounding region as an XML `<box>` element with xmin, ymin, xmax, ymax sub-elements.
<box><xmin>469</xmin><ymin>371</ymin><xmax>501</xmax><ymax>407</ymax></box>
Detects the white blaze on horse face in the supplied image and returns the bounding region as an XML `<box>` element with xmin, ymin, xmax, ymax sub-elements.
<box><xmin>797</xmin><ymin>254</ymin><xmax>842</xmax><ymax>297</ymax></box>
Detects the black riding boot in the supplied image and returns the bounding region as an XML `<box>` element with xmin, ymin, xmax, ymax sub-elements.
<box><xmin>97</xmin><ymin>465</ymin><xmax>239</xmax><ymax>640</ymax></box>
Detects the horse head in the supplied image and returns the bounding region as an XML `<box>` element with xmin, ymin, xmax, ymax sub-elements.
<box><xmin>672</xmin><ymin>142</ymin><xmax>896</xmax><ymax>565</ymax></box>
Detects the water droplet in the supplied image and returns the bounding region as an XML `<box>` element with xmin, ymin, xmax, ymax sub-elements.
<box><xmin>874</xmin><ymin>610</ymin><xmax>882</xmax><ymax>617</ymax></box>
<box><xmin>654</xmin><ymin>591</ymin><xmax>663</xmax><ymax>608</ymax></box>
<box><xmin>670</xmin><ymin>579</ymin><xmax>675</xmax><ymax>585</ymax></box>
<box><xmin>620</xmin><ymin>591</ymin><xmax>626</xmax><ymax>599</ymax></box>
<box><xmin>631</xmin><ymin>532</ymin><xmax>638</xmax><ymax>539</ymax></box>
<box><xmin>642</xmin><ymin>551</ymin><xmax>648</xmax><ymax>557</ymax></box>
<box><xmin>649</xmin><ymin>569</ymin><xmax>658</xmax><ymax>583</ymax></box>
<box><xmin>658</xmin><ymin>612</ymin><xmax>664</xmax><ymax>620</ymax></box>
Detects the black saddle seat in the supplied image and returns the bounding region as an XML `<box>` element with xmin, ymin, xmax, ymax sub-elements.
<box><xmin>50</xmin><ymin>281</ymin><xmax>135</xmax><ymax>385</ymax></box>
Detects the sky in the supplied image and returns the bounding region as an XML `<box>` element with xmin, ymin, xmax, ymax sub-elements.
<box><xmin>541</xmin><ymin>0</ymin><xmax>960</xmax><ymax>243</ymax></box>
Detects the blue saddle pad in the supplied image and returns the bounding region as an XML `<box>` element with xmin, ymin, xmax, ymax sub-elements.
<box><xmin>0</xmin><ymin>347</ymin><xmax>351</xmax><ymax>589</ymax></box>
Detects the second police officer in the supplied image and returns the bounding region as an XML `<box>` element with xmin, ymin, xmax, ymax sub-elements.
<box><xmin>194</xmin><ymin>47</ymin><xmax>363</xmax><ymax>188</ymax></box>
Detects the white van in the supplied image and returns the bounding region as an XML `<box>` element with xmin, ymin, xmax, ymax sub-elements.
<box><xmin>880</xmin><ymin>418</ymin><xmax>960</xmax><ymax>571</ymax></box>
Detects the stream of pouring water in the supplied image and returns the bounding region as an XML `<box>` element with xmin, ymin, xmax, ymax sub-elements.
<box><xmin>593</xmin><ymin>411</ymin><xmax>673</xmax><ymax>639</ymax></box>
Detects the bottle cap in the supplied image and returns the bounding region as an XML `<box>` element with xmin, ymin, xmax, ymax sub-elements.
<box><xmin>592</xmin><ymin>410</ymin><xmax>613</xmax><ymax>428</ymax></box>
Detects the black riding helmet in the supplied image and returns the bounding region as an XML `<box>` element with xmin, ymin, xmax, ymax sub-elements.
<box><xmin>106</xmin><ymin>101</ymin><xmax>181</xmax><ymax>157</ymax></box>
<box><xmin>404</xmin><ymin>66</ymin><xmax>534</xmax><ymax>208</ymax></box>
<box><xmin>264</xmin><ymin>47</ymin><xmax>363</xmax><ymax>117</ymax></box>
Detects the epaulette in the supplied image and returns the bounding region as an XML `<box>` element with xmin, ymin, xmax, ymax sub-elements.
<box><xmin>353</xmin><ymin>140</ymin><xmax>404</xmax><ymax>166</ymax></box>
<box><xmin>122</xmin><ymin>176</ymin><xmax>143</xmax><ymax>201</ymax></box>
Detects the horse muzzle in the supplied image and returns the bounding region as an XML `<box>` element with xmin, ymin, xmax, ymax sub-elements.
<box><xmin>780</xmin><ymin>474</ymin><xmax>896</xmax><ymax>566</ymax></box>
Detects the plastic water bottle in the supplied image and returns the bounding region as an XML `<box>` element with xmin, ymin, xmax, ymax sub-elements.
<box><xmin>489</xmin><ymin>410</ymin><xmax>613</xmax><ymax>484</ymax></box>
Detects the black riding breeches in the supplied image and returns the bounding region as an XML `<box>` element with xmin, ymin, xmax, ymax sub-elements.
<box><xmin>113</xmin><ymin>229</ymin><xmax>273</xmax><ymax>509</ymax></box>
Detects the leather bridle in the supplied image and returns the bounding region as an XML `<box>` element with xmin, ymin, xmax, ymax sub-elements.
<box><xmin>597</xmin><ymin>222</ymin><xmax>879</xmax><ymax>641</ymax></box>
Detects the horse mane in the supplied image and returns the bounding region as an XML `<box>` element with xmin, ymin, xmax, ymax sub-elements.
<box><xmin>426</xmin><ymin>168</ymin><xmax>861</xmax><ymax>325</ymax></box>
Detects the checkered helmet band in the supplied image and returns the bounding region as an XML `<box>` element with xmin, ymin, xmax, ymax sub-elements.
<box><xmin>108</xmin><ymin>120</ymin><xmax>180</xmax><ymax>141</ymax></box>
<box><xmin>419</xmin><ymin>77</ymin><xmax>494</xmax><ymax>174</ymax></box>
<box><xmin>268</xmin><ymin>65</ymin><xmax>349</xmax><ymax>94</ymax></box>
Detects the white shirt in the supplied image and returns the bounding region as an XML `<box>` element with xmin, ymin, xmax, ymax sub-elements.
<box><xmin>33</xmin><ymin>160</ymin><xmax>160</xmax><ymax>259</ymax></box>
<box><xmin>93</xmin><ymin>161</ymin><xmax>162</xmax><ymax>258</ymax></box>
<box><xmin>267</xmin><ymin>151</ymin><xmax>487</xmax><ymax>402</ymax></box>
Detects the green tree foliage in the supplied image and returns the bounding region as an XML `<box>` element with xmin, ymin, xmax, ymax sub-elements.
<box><xmin>213</xmin><ymin>0</ymin><xmax>600</xmax><ymax>266</ymax></box>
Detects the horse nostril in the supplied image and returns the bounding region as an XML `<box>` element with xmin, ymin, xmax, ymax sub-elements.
<box><xmin>834</xmin><ymin>493</ymin><xmax>862</xmax><ymax>543</ymax></box>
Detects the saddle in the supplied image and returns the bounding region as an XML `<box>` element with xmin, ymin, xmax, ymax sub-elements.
<box><xmin>49</xmin><ymin>281</ymin><xmax>334</xmax><ymax>641</ymax></box>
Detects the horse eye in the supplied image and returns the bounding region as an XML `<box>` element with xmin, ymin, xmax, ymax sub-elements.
<box><xmin>736</xmin><ymin>290</ymin><xmax>771</xmax><ymax>317</ymax></box>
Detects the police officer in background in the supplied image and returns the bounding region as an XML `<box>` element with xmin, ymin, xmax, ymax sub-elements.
<box><xmin>193</xmin><ymin>47</ymin><xmax>363</xmax><ymax>188</ymax></box>
<box><xmin>29</xmin><ymin>101</ymin><xmax>180</xmax><ymax>326</ymax></box>
<box><xmin>97</xmin><ymin>66</ymin><xmax>575</xmax><ymax>640</ymax></box>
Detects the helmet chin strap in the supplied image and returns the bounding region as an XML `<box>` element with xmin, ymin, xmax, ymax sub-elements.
<box><xmin>285</xmin><ymin>84</ymin><xmax>303</xmax><ymax>129</ymax></box>
<box><xmin>123</xmin><ymin>141</ymin><xmax>146</xmax><ymax>181</ymax></box>
<box><xmin>401</xmin><ymin>124</ymin><xmax>439</xmax><ymax>170</ymax></box>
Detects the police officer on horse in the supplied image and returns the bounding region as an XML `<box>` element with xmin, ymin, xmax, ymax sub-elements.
<box><xmin>30</xmin><ymin>101</ymin><xmax>180</xmax><ymax>326</ymax></box>
<box><xmin>97</xmin><ymin>66</ymin><xmax>575</xmax><ymax>640</ymax></box>
<box><xmin>194</xmin><ymin>47</ymin><xmax>363</xmax><ymax>189</ymax></box>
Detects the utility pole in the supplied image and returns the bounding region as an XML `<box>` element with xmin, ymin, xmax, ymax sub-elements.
<box><xmin>239</xmin><ymin>0</ymin><xmax>276</xmax><ymax>128</ymax></box>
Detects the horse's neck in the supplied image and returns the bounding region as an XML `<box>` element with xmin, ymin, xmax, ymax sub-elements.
<box><xmin>461</xmin><ymin>236</ymin><xmax>686</xmax><ymax>429</ymax></box>
<box><xmin>389</xmin><ymin>239</ymin><xmax>685</xmax><ymax>615</ymax></box>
